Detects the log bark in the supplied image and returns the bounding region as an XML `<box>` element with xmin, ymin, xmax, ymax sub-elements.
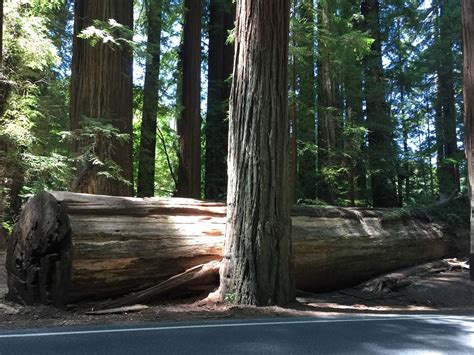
<box><xmin>6</xmin><ymin>191</ymin><xmax>457</xmax><ymax>307</ymax></box>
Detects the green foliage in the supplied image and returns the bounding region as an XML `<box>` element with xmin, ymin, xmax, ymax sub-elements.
<box><xmin>0</xmin><ymin>0</ymin><xmax>71</xmax><ymax>201</ymax></box>
<box><xmin>79</xmin><ymin>19</ymin><xmax>136</xmax><ymax>50</ymax></box>
<box><xmin>67</xmin><ymin>117</ymin><xmax>132</xmax><ymax>187</ymax></box>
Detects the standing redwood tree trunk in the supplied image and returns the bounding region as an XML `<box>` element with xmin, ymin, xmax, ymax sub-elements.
<box><xmin>0</xmin><ymin>0</ymin><xmax>3</xmax><ymax>67</ymax></box>
<box><xmin>461</xmin><ymin>0</ymin><xmax>474</xmax><ymax>280</ymax></box>
<box><xmin>361</xmin><ymin>0</ymin><xmax>398</xmax><ymax>207</ymax></box>
<box><xmin>176</xmin><ymin>0</ymin><xmax>202</xmax><ymax>198</ymax></box>
<box><xmin>204</xmin><ymin>0</ymin><xmax>235</xmax><ymax>199</ymax></box>
<box><xmin>436</xmin><ymin>0</ymin><xmax>461</xmax><ymax>201</ymax></box>
<box><xmin>317</xmin><ymin>0</ymin><xmax>340</xmax><ymax>204</ymax></box>
<box><xmin>70</xmin><ymin>0</ymin><xmax>134</xmax><ymax>196</ymax></box>
<box><xmin>296</xmin><ymin>0</ymin><xmax>317</xmax><ymax>201</ymax></box>
<box><xmin>217</xmin><ymin>0</ymin><xmax>294</xmax><ymax>305</ymax></box>
<box><xmin>137</xmin><ymin>0</ymin><xmax>163</xmax><ymax>197</ymax></box>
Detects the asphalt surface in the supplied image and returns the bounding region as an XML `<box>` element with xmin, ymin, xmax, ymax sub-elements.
<box><xmin>0</xmin><ymin>314</ymin><xmax>473</xmax><ymax>354</ymax></box>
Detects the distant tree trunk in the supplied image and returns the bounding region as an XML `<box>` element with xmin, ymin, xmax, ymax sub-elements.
<box><xmin>176</xmin><ymin>0</ymin><xmax>202</xmax><ymax>198</ymax></box>
<box><xmin>70</xmin><ymin>0</ymin><xmax>134</xmax><ymax>196</ymax></box>
<box><xmin>317</xmin><ymin>0</ymin><xmax>340</xmax><ymax>204</ymax></box>
<box><xmin>295</xmin><ymin>0</ymin><xmax>317</xmax><ymax>201</ymax></box>
<box><xmin>0</xmin><ymin>0</ymin><xmax>3</xmax><ymax>67</ymax></box>
<box><xmin>361</xmin><ymin>0</ymin><xmax>398</xmax><ymax>207</ymax></box>
<box><xmin>137</xmin><ymin>0</ymin><xmax>163</xmax><ymax>197</ymax></box>
<box><xmin>289</xmin><ymin>20</ymin><xmax>298</xmax><ymax>204</ymax></box>
<box><xmin>204</xmin><ymin>0</ymin><xmax>234</xmax><ymax>200</ymax></box>
<box><xmin>345</xmin><ymin>72</ymin><xmax>365</xmax><ymax>206</ymax></box>
<box><xmin>217</xmin><ymin>0</ymin><xmax>294</xmax><ymax>306</ymax></box>
<box><xmin>436</xmin><ymin>0</ymin><xmax>460</xmax><ymax>201</ymax></box>
<box><xmin>461</xmin><ymin>0</ymin><xmax>474</xmax><ymax>280</ymax></box>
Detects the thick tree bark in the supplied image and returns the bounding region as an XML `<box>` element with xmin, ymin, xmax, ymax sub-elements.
<box><xmin>461</xmin><ymin>0</ymin><xmax>474</xmax><ymax>280</ymax></box>
<box><xmin>6</xmin><ymin>191</ymin><xmax>457</xmax><ymax>307</ymax></box>
<box><xmin>294</xmin><ymin>0</ymin><xmax>317</xmax><ymax>201</ymax></box>
<box><xmin>137</xmin><ymin>0</ymin><xmax>163</xmax><ymax>197</ymax></box>
<box><xmin>361</xmin><ymin>0</ymin><xmax>399</xmax><ymax>207</ymax></box>
<box><xmin>176</xmin><ymin>0</ymin><xmax>202</xmax><ymax>198</ymax></box>
<box><xmin>216</xmin><ymin>0</ymin><xmax>294</xmax><ymax>306</ymax></box>
<box><xmin>69</xmin><ymin>0</ymin><xmax>134</xmax><ymax>196</ymax></box>
<box><xmin>204</xmin><ymin>0</ymin><xmax>235</xmax><ymax>200</ymax></box>
<box><xmin>436</xmin><ymin>0</ymin><xmax>461</xmax><ymax>201</ymax></box>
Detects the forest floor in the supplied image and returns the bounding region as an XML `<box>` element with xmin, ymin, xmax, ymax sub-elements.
<box><xmin>1</xmin><ymin>246</ymin><xmax>474</xmax><ymax>330</ymax></box>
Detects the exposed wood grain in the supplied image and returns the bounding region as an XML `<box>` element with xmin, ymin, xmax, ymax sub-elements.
<box><xmin>6</xmin><ymin>191</ymin><xmax>457</xmax><ymax>307</ymax></box>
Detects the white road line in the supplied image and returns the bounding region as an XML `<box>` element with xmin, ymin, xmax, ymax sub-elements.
<box><xmin>0</xmin><ymin>315</ymin><xmax>471</xmax><ymax>339</ymax></box>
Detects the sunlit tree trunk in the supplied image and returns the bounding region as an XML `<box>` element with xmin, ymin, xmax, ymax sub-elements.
<box><xmin>137</xmin><ymin>0</ymin><xmax>163</xmax><ymax>197</ymax></box>
<box><xmin>218</xmin><ymin>0</ymin><xmax>294</xmax><ymax>305</ymax></box>
<box><xmin>70</xmin><ymin>0</ymin><xmax>134</xmax><ymax>196</ymax></box>
<box><xmin>176</xmin><ymin>0</ymin><xmax>202</xmax><ymax>198</ymax></box>
<box><xmin>461</xmin><ymin>0</ymin><xmax>474</xmax><ymax>280</ymax></box>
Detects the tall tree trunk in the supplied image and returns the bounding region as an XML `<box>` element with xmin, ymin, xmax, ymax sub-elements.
<box><xmin>137</xmin><ymin>0</ymin><xmax>163</xmax><ymax>197</ymax></box>
<box><xmin>461</xmin><ymin>0</ymin><xmax>474</xmax><ymax>280</ymax></box>
<box><xmin>295</xmin><ymin>0</ymin><xmax>317</xmax><ymax>201</ymax></box>
<box><xmin>217</xmin><ymin>0</ymin><xmax>294</xmax><ymax>306</ymax></box>
<box><xmin>437</xmin><ymin>0</ymin><xmax>460</xmax><ymax>201</ymax></box>
<box><xmin>289</xmin><ymin>20</ymin><xmax>298</xmax><ymax>204</ymax></box>
<box><xmin>176</xmin><ymin>0</ymin><xmax>202</xmax><ymax>198</ymax></box>
<box><xmin>342</xmin><ymin>0</ymin><xmax>367</xmax><ymax>206</ymax></box>
<box><xmin>317</xmin><ymin>0</ymin><xmax>339</xmax><ymax>204</ymax></box>
<box><xmin>361</xmin><ymin>0</ymin><xmax>398</xmax><ymax>207</ymax></box>
<box><xmin>204</xmin><ymin>0</ymin><xmax>234</xmax><ymax>200</ymax></box>
<box><xmin>0</xmin><ymin>0</ymin><xmax>3</xmax><ymax>68</ymax></box>
<box><xmin>70</xmin><ymin>0</ymin><xmax>134</xmax><ymax>196</ymax></box>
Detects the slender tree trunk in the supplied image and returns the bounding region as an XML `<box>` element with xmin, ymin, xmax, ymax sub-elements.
<box><xmin>70</xmin><ymin>0</ymin><xmax>134</xmax><ymax>196</ymax></box>
<box><xmin>317</xmin><ymin>0</ymin><xmax>339</xmax><ymax>204</ymax></box>
<box><xmin>137</xmin><ymin>0</ymin><xmax>163</xmax><ymax>197</ymax></box>
<box><xmin>461</xmin><ymin>0</ymin><xmax>474</xmax><ymax>280</ymax></box>
<box><xmin>204</xmin><ymin>0</ymin><xmax>234</xmax><ymax>200</ymax></box>
<box><xmin>176</xmin><ymin>0</ymin><xmax>202</xmax><ymax>198</ymax></box>
<box><xmin>437</xmin><ymin>0</ymin><xmax>460</xmax><ymax>200</ymax></box>
<box><xmin>217</xmin><ymin>0</ymin><xmax>294</xmax><ymax>306</ymax></box>
<box><xmin>289</xmin><ymin>31</ymin><xmax>298</xmax><ymax>204</ymax></box>
<box><xmin>295</xmin><ymin>0</ymin><xmax>317</xmax><ymax>201</ymax></box>
<box><xmin>0</xmin><ymin>0</ymin><xmax>3</xmax><ymax>68</ymax></box>
<box><xmin>361</xmin><ymin>0</ymin><xmax>398</xmax><ymax>207</ymax></box>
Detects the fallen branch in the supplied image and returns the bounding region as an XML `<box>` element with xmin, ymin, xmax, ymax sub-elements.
<box><xmin>357</xmin><ymin>260</ymin><xmax>449</xmax><ymax>294</ymax></box>
<box><xmin>85</xmin><ymin>304</ymin><xmax>149</xmax><ymax>315</ymax></box>
<box><xmin>102</xmin><ymin>261</ymin><xmax>221</xmax><ymax>310</ymax></box>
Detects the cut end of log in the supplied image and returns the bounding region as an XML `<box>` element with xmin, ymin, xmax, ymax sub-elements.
<box><xmin>6</xmin><ymin>191</ymin><xmax>72</xmax><ymax>308</ymax></box>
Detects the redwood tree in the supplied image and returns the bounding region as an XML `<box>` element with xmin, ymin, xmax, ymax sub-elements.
<box><xmin>296</xmin><ymin>0</ymin><xmax>317</xmax><ymax>201</ymax></box>
<box><xmin>461</xmin><ymin>0</ymin><xmax>474</xmax><ymax>280</ymax></box>
<box><xmin>137</xmin><ymin>0</ymin><xmax>163</xmax><ymax>197</ymax></box>
<box><xmin>176</xmin><ymin>0</ymin><xmax>202</xmax><ymax>198</ymax></box>
<box><xmin>436</xmin><ymin>0</ymin><xmax>461</xmax><ymax>201</ymax></box>
<box><xmin>204</xmin><ymin>0</ymin><xmax>235</xmax><ymax>200</ymax></box>
<box><xmin>361</xmin><ymin>0</ymin><xmax>399</xmax><ymax>207</ymax></box>
<box><xmin>218</xmin><ymin>0</ymin><xmax>294</xmax><ymax>305</ymax></box>
<box><xmin>70</xmin><ymin>0</ymin><xmax>134</xmax><ymax>196</ymax></box>
<box><xmin>317</xmin><ymin>0</ymin><xmax>340</xmax><ymax>204</ymax></box>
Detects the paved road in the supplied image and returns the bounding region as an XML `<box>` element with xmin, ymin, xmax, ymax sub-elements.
<box><xmin>0</xmin><ymin>314</ymin><xmax>473</xmax><ymax>354</ymax></box>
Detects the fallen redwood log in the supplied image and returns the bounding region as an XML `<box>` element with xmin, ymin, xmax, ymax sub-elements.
<box><xmin>6</xmin><ymin>191</ymin><xmax>458</xmax><ymax>307</ymax></box>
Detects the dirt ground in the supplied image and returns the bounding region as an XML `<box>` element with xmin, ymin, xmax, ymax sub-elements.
<box><xmin>1</xmin><ymin>248</ymin><xmax>474</xmax><ymax>330</ymax></box>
